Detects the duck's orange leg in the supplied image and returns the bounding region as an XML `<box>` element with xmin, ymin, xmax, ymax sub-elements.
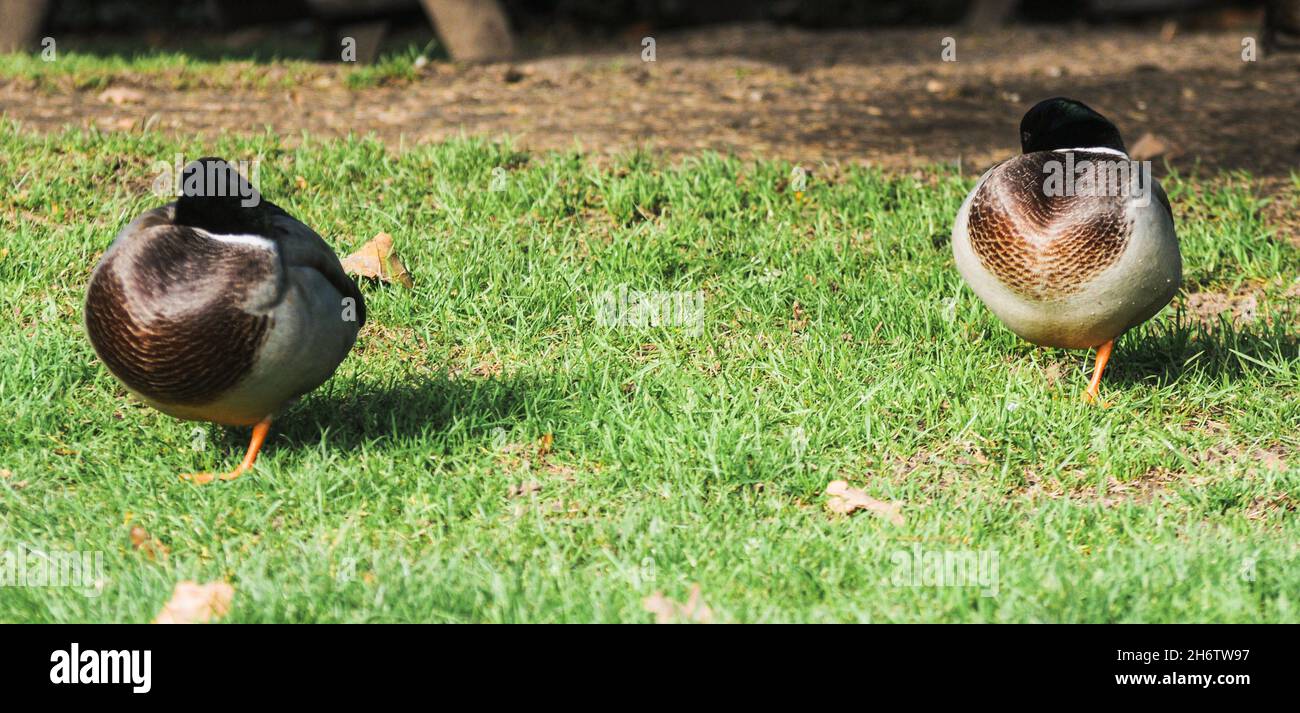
<box><xmin>1083</xmin><ymin>340</ymin><xmax>1114</xmax><ymax>404</ymax></box>
<box><xmin>181</xmin><ymin>417</ymin><xmax>272</xmax><ymax>484</ymax></box>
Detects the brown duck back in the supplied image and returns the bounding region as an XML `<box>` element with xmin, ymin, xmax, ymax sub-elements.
<box><xmin>966</xmin><ymin>151</ymin><xmax>1133</xmax><ymax>302</ymax></box>
<box><xmin>85</xmin><ymin>227</ymin><xmax>276</xmax><ymax>406</ymax></box>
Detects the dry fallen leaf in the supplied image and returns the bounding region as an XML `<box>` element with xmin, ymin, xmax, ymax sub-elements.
<box><xmin>790</xmin><ymin>300</ymin><xmax>807</xmax><ymax>332</ymax></box>
<box><xmin>97</xmin><ymin>87</ymin><xmax>145</xmax><ymax>105</ymax></box>
<box><xmin>153</xmin><ymin>581</ymin><xmax>234</xmax><ymax>624</ymax></box>
<box><xmin>825</xmin><ymin>480</ymin><xmax>905</xmax><ymax>524</ymax></box>
<box><xmin>1128</xmin><ymin>132</ymin><xmax>1171</xmax><ymax>161</ymax></box>
<box><xmin>643</xmin><ymin>584</ymin><xmax>713</xmax><ymax>624</ymax></box>
<box><xmin>537</xmin><ymin>432</ymin><xmax>554</xmax><ymax>458</ymax></box>
<box><xmin>129</xmin><ymin>525</ymin><xmax>169</xmax><ymax>562</ymax></box>
<box><xmin>341</xmin><ymin>232</ymin><xmax>413</xmax><ymax>288</ymax></box>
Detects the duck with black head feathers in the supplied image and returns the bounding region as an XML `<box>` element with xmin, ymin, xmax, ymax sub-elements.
<box><xmin>952</xmin><ymin>97</ymin><xmax>1181</xmax><ymax>402</ymax></box>
<box><xmin>85</xmin><ymin>158</ymin><xmax>365</xmax><ymax>483</ymax></box>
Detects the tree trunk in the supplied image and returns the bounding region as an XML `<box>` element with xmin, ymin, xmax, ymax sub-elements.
<box><xmin>419</xmin><ymin>0</ymin><xmax>513</xmax><ymax>62</ymax></box>
<box><xmin>964</xmin><ymin>0</ymin><xmax>1017</xmax><ymax>28</ymax></box>
<box><xmin>0</xmin><ymin>0</ymin><xmax>51</xmax><ymax>53</ymax></box>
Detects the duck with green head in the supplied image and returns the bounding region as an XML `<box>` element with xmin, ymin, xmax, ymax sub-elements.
<box><xmin>952</xmin><ymin>97</ymin><xmax>1182</xmax><ymax>402</ymax></box>
<box><xmin>85</xmin><ymin>158</ymin><xmax>365</xmax><ymax>483</ymax></box>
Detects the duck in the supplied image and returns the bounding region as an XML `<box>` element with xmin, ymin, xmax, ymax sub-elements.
<box><xmin>85</xmin><ymin>157</ymin><xmax>365</xmax><ymax>483</ymax></box>
<box><xmin>951</xmin><ymin>97</ymin><xmax>1181</xmax><ymax>402</ymax></box>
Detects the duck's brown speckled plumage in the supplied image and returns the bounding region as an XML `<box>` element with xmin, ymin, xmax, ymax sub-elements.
<box><xmin>86</xmin><ymin>195</ymin><xmax>364</xmax><ymax>426</ymax></box>
<box><xmin>966</xmin><ymin>151</ymin><xmax>1133</xmax><ymax>302</ymax></box>
<box><xmin>85</xmin><ymin>156</ymin><xmax>365</xmax><ymax>481</ymax></box>
<box><xmin>85</xmin><ymin>214</ymin><xmax>276</xmax><ymax>405</ymax></box>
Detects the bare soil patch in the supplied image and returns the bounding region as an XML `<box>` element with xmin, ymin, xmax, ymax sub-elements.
<box><xmin>3</xmin><ymin>25</ymin><xmax>1298</xmax><ymax>175</ymax></box>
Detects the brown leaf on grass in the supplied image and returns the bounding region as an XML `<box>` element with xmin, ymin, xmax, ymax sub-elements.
<box><xmin>129</xmin><ymin>525</ymin><xmax>170</xmax><ymax>562</ymax></box>
<box><xmin>825</xmin><ymin>480</ymin><xmax>904</xmax><ymax>524</ymax></box>
<box><xmin>537</xmin><ymin>432</ymin><xmax>554</xmax><ymax>458</ymax></box>
<box><xmin>0</xmin><ymin>468</ymin><xmax>22</xmax><ymax>489</ymax></box>
<box><xmin>340</xmin><ymin>232</ymin><xmax>413</xmax><ymax>288</ymax></box>
<box><xmin>790</xmin><ymin>300</ymin><xmax>807</xmax><ymax>333</ymax></box>
<box><xmin>643</xmin><ymin>584</ymin><xmax>713</xmax><ymax>624</ymax></box>
<box><xmin>1128</xmin><ymin>132</ymin><xmax>1172</xmax><ymax>161</ymax></box>
<box><xmin>153</xmin><ymin>581</ymin><xmax>234</xmax><ymax>624</ymax></box>
<box><xmin>97</xmin><ymin>87</ymin><xmax>145</xmax><ymax>105</ymax></box>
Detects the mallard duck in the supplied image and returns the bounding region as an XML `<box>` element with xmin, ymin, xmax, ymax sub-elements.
<box><xmin>952</xmin><ymin>98</ymin><xmax>1181</xmax><ymax>401</ymax></box>
<box><xmin>85</xmin><ymin>158</ymin><xmax>365</xmax><ymax>483</ymax></box>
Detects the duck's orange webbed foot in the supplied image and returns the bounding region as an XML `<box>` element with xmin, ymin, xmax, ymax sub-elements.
<box><xmin>180</xmin><ymin>417</ymin><xmax>272</xmax><ymax>485</ymax></box>
<box><xmin>1083</xmin><ymin>340</ymin><xmax>1114</xmax><ymax>406</ymax></box>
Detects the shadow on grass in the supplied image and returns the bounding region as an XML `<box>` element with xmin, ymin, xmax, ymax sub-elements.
<box><xmin>210</xmin><ymin>372</ymin><xmax>566</xmax><ymax>456</ymax></box>
<box><xmin>1110</xmin><ymin>316</ymin><xmax>1299</xmax><ymax>388</ymax></box>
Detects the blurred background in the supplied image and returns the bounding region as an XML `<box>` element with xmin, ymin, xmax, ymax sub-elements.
<box><xmin>1</xmin><ymin>0</ymin><xmax>1297</xmax><ymax>176</ymax></box>
<box><xmin>3</xmin><ymin>1</ymin><xmax>1297</xmax><ymax>61</ymax></box>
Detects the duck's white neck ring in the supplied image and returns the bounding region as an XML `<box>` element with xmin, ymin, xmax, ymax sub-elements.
<box><xmin>193</xmin><ymin>228</ymin><xmax>277</xmax><ymax>251</ymax></box>
<box><xmin>1052</xmin><ymin>147</ymin><xmax>1130</xmax><ymax>158</ymax></box>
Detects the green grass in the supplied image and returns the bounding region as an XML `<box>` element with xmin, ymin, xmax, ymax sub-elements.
<box><xmin>0</xmin><ymin>51</ymin><xmax>319</xmax><ymax>91</ymax></box>
<box><xmin>0</xmin><ymin>39</ymin><xmax>443</xmax><ymax>91</ymax></box>
<box><xmin>0</xmin><ymin>120</ymin><xmax>1297</xmax><ymax>623</ymax></box>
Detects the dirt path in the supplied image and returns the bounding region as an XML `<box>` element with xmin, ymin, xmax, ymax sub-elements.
<box><xmin>3</xmin><ymin>24</ymin><xmax>1298</xmax><ymax>176</ymax></box>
